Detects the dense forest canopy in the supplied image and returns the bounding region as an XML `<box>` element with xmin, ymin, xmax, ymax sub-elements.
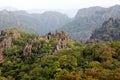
<box><xmin>0</xmin><ymin>27</ymin><xmax>119</xmax><ymax>80</ymax></box>
<box><xmin>0</xmin><ymin>4</ymin><xmax>120</xmax><ymax>80</ymax></box>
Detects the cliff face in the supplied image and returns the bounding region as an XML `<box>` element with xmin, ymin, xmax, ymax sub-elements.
<box><xmin>90</xmin><ymin>18</ymin><xmax>120</xmax><ymax>41</ymax></box>
<box><xmin>60</xmin><ymin>5</ymin><xmax>120</xmax><ymax>40</ymax></box>
<box><xmin>54</xmin><ymin>31</ymin><xmax>69</xmax><ymax>53</ymax></box>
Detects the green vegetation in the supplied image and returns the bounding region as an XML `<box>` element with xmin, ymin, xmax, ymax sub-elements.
<box><xmin>0</xmin><ymin>10</ymin><xmax>70</xmax><ymax>34</ymax></box>
<box><xmin>0</xmin><ymin>29</ymin><xmax>120</xmax><ymax>80</ymax></box>
<box><xmin>61</xmin><ymin>5</ymin><xmax>120</xmax><ymax>40</ymax></box>
<box><xmin>90</xmin><ymin>18</ymin><xmax>120</xmax><ymax>41</ymax></box>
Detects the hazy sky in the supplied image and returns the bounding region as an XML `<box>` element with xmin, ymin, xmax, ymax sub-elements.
<box><xmin>0</xmin><ymin>0</ymin><xmax>120</xmax><ymax>17</ymax></box>
<box><xmin>0</xmin><ymin>0</ymin><xmax>120</xmax><ymax>10</ymax></box>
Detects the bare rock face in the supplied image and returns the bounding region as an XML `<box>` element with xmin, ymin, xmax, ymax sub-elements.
<box><xmin>46</xmin><ymin>32</ymin><xmax>52</xmax><ymax>40</ymax></box>
<box><xmin>56</xmin><ymin>39</ymin><xmax>67</xmax><ymax>50</ymax></box>
<box><xmin>0</xmin><ymin>49</ymin><xmax>4</xmax><ymax>63</ymax></box>
<box><xmin>1</xmin><ymin>28</ymin><xmax>21</xmax><ymax>39</ymax></box>
<box><xmin>23</xmin><ymin>44</ymin><xmax>32</xmax><ymax>57</ymax></box>
<box><xmin>23</xmin><ymin>36</ymin><xmax>41</xmax><ymax>57</ymax></box>
<box><xmin>0</xmin><ymin>28</ymin><xmax>21</xmax><ymax>63</ymax></box>
<box><xmin>1</xmin><ymin>29</ymin><xmax>10</xmax><ymax>36</ymax></box>
<box><xmin>54</xmin><ymin>31</ymin><xmax>69</xmax><ymax>53</ymax></box>
<box><xmin>12</xmin><ymin>29</ymin><xmax>21</xmax><ymax>39</ymax></box>
<box><xmin>22</xmin><ymin>31</ymin><xmax>69</xmax><ymax>56</ymax></box>
<box><xmin>90</xmin><ymin>18</ymin><xmax>120</xmax><ymax>41</ymax></box>
<box><xmin>0</xmin><ymin>37</ymin><xmax>12</xmax><ymax>50</ymax></box>
<box><xmin>56</xmin><ymin>31</ymin><xmax>69</xmax><ymax>41</ymax></box>
<box><xmin>0</xmin><ymin>28</ymin><xmax>21</xmax><ymax>50</ymax></box>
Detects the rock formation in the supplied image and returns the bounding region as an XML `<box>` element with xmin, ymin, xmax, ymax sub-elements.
<box><xmin>23</xmin><ymin>44</ymin><xmax>32</xmax><ymax>57</ymax></box>
<box><xmin>46</xmin><ymin>32</ymin><xmax>52</xmax><ymax>40</ymax></box>
<box><xmin>12</xmin><ymin>29</ymin><xmax>21</xmax><ymax>39</ymax></box>
<box><xmin>0</xmin><ymin>49</ymin><xmax>4</xmax><ymax>63</ymax></box>
<box><xmin>0</xmin><ymin>28</ymin><xmax>21</xmax><ymax>63</ymax></box>
<box><xmin>1</xmin><ymin>28</ymin><xmax>21</xmax><ymax>38</ymax></box>
<box><xmin>54</xmin><ymin>31</ymin><xmax>69</xmax><ymax>53</ymax></box>
<box><xmin>0</xmin><ymin>37</ymin><xmax>12</xmax><ymax>50</ymax></box>
<box><xmin>22</xmin><ymin>36</ymin><xmax>41</xmax><ymax>57</ymax></box>
<box><xmin>56</xmin><ymin>31</ymin><xmax>69</xmax><ymax>41</ymax></box>
<box><xmin>90</xmin><ymin>18</ymin><xmax>120</xmax><ymax>41</ymax></box>
<box><xmin>1</xmin><ymin>29</ymin><xmax>9</xmax><ymax>36</ymax></box>
<box><xmin>22</xmin><ymin>31</ymin><xmax>70</xmax><ymax>56</ymax></box>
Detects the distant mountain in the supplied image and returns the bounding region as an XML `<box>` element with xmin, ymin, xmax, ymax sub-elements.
<box><xmin>90</xmin><ymin>18</ymin><xmax>120</xmax><ymax>41</ymax></box>
<box><xmin>60</xmin><ymin>5</ymin><xmax>120</xmax><ymax>40</ymax></box>
<box><xmin>32</xmin><ymin>11</ymin><xmax>71</xmax><ymax>33</ymax></box>
<box><xmin>27</xmin><ymin>9</ymin><xmax>78</xmax><ymax>18</ymax></box>
<box><xmin>0</xmin><ymin>10</ymin><xmax>71</xmax><ymax>34</ymax></box>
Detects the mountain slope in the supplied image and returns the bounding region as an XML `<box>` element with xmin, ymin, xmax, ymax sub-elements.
<box><xmin>0</xmin><ymin>28</ymin><xmax>120</xmax><ymax>80</ymax></box>
<box><xmin>60</xmin><ymin>5</ymin><xmax>120</xmax><ymax>40</ymax></box>
<box><xmin>32</xmin><ymin>11</ymin><xmax>71</xmax><ymax>33</ymax></box>
<box><xmin>0</xmin><ymin>10</ymin><xmax>71</xmax><ymax>34</ymax></box>
<box><xmin>90</xmin><ymin>18</ymin><xmax>120</xmax><ymax>41</ymax></box>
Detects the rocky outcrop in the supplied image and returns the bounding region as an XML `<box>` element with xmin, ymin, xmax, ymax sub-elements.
<box><xmin>56</xmin><ymin>31</ymin><xmax>69</xmax><ymax>41</ymax></box>
<box><xmin>54</xmin><ymin>31</ymin><xmax>69</xmax><ymax>53</ymax></box>
<box><xmin>22</xmin><ymin>36</ymin><xmax>41</xmax><ymax>57</ymax></box>
<box><xmin>46</xmin><ymin>32</ymin><xmax>52</xmax><ymax>40</ymax></box>
<box><xmin>22</xmin><ymin>31</ymin><xmax>69</xmax><ymax>56</ymax></box>
<box><xmin>90</xmin><ymin>18</ymin><xmax>120</xmax><ymax>41</ymax></box>
<box><xmin>1</xmin><ymin>29</ymin><xmax>10</xmax><ymax>36</ymax></box>
<box><xmin>12</xmin><ymin>29</ymin><xmax>21</xmax><ymax>39</ymax></box>
<box><xmin>1</xmin><ymin>28</ymin><xmax>21</xmax><ymax>38</ymax></box>
<box><xmin>0</xmin><ymin>28</ymin><xmax>21</xmax><ymax>50</ymax></box>
<box><xmin>45</xmin><ymin>31</ymin><xmax>69</xmax><ymax>52</ymax></box>
<box><xmin>0</xmin><ymin>49</ymin><xmax>4</xmax><ymax>63</ymax></box>
<box><xmin>23</xmin><ymin>43</ymin><xmax>32</xmax><ymax>57</ymax></box>
<box><xmin>0</xmin><ymin>37</ymin><xmax>12</xmax><ymax>50</ymax></box>
<box><xmin>0</xmin><ymin>28</ymin><xmax>21</xmax><ymax>63</ymax></box>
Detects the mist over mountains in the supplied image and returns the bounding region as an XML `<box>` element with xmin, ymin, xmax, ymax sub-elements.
<box><xmin>0</xmin><ymin>10</ymin><xmax>71</xmax><ymax>35</ymax></box>
<box><xmin>0</xmin><ymin>4</ymin><xmax>120</xmax><ymax>80</ymax></box>
<box><xmin>0</xmin><ymin>5</ymin><xmax>120</xmax><ymax>40</ymax></box>
<box><xmin>60</xmin><ymin>5</ymin><xmax>120</xmax><ymax>40</ymax></box>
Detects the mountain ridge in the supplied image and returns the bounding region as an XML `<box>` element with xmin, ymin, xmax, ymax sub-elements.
<box><xmin>0</xmin><ymin>10</ymin><xmax>71</xmax><ymax>35</ymax></box>
<box><xmin>60</xmin><ymin>5</ymin><xmax>120</xmax><ymax>40</ymax></box>
<box><xmin>90</xmin><ymin>18</ymin><xmax>120</xmax><ymax>41</ymax></box>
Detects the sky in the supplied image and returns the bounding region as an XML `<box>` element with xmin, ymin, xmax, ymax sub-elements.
<box><xmin>0</xmin><ymin>0</ymin><xmax>120</xmax><ymax>17</ymax></box>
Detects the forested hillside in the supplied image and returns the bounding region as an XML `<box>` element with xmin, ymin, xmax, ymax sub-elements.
<box><xmin>0</xmin><ymin>10</ymin><xmax>70</xmax><ymax>34</ymax></box>
<box><xmin>90</xmin><ymin>18</ymin><xmax>120</xmax><ymax>41</ymax></box>
<box><xmin>0</xmin><ymin>28</ymin><xmax>120</xmax><ymax>80</ymax></box>
<box><xmin>61</xmin><ymin>5</ymin><xmax>120</xmax><ymax>40</ymax></box>
<box><xmin>1</xmin><ymin>5</ymin><xmax>120</xmax><ymax>41</ymax></box>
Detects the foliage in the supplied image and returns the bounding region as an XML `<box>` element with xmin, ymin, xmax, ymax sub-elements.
<box><xmin>0</xmin><ymin>29</ymin><xmax>120</xmax><ymax>80</ymax></box>
<box><xmin>60</xmin><ymin>6</ymin><xmax>120</xmax><ymax>40</ymax></box>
